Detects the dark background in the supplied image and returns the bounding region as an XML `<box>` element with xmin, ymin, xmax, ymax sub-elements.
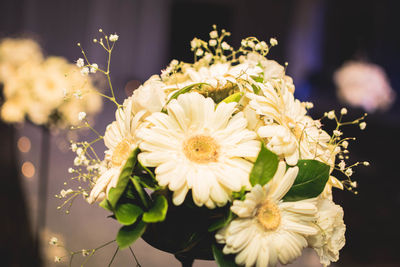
<box><xmin>1</xmin><ymin>0</ymin><xmax>399</xmax><ymax>266</ymax></box>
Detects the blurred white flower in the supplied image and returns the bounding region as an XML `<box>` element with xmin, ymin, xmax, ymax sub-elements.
<box><xmin>334</xmin><ymin>61</ymin><xmax>396</xmax><ymax>113</ymax></box>
<box><xmin>0</xmin><ymin>38</ymin><xmax>102</xmax><ymax>127</ymax></box>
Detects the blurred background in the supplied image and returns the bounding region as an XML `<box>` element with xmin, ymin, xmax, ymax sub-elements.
<box><xmin>1</xmin><ymin>0</ymin><xmax>399</xmax><ymax>266</ymax></box>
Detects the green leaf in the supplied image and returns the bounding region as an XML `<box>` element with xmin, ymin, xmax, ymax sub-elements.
<box><xmin>108</xmin><ymin>148</ymin><xmax>140</xmax><ymax>209</ymax></box>
<box><xmin>162</xmin><ymin>83</ymin><xmax>209</xmax><ymax>112</ymax></box>
<box><xmin>131</xmin><ymin>176</ymin><xmax>150</xmax><ymax>209</ymax></box>
<box><xmin>208</xmin><ymin>210</ymin><xmax>235</xmax><ymax>232</ymax></box>
<box><xmin>283</xmin><ymin>159</ymin><xmax>330</xmax><ymax>201</ymax></box>
<box><xmin>212</xmin><ymin>244</ymin><xmax>239</xmax><ymax>267</ymax></box>
<box><xmin>115</xmin><ymin>203</ymin><xmax>143</xmax><ymax>226</ymax></box>
<box><xmin>231</xmin><ymin>187</ymin><xmax>247</xmax><ymax>200</ymax></box>
<box><xmin>251</xmin><ymin>84</ymin><xmax>261</xmax><ymax>94</ymax></box>
<box><xmin>116</xmin><ymin>220</ymin><xmax>147</xmax><ymax>249</ymax></box>
<box><xmin>142</xmin><ymin>195</ymin><xmax>168</xmax><ymax>223</ymax></box>
<box><xmin>250</xmin><ymin>75</ymin><xmax>264</xmax><ymax>83</ymax></box>
<box><xmin>136</xmin><ymin>161</ymin><xmax>160</xmax><ymax>190</ymax></box>
<box><xmin>99</xmin><ymin>199</ymin><xmax>113</xmax><ymax>212</ymax></box>
<box><xmin>221</xmin><ymin>92</ymin><xmax>244</xmax><ymax>104</ymax></box>
<box><xmin>249</xmin><ymin>143</ymin><xmax>279</xmax><ymax>186</ymax></box>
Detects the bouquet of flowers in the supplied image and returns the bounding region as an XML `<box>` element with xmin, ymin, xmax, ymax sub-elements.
<box><xmin>0</xmin><ymin>38</ymin><xmax>102</xmax><ymax>127</ymax></box>
<box><xmin>60</xmin><ymin>26</ymin><xmax>368</xmax><ymax>267</ymax></box>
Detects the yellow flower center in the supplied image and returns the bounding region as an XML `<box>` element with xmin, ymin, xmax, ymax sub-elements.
<box><xmin>256</xmin><ymin>200</ymin><xmax>281</xmax><ymax>231</ymax></box>
<box><xmin>111</xmin><ymin>138</ymin><xmax>134</xmax><ymax>167</ymax></box>
<box><xmin>183</xmin><ymin>135</ymin><xmax>219</xmax><ymax>164</ymax></box>
<box><xmin>283</xmin><ymin>116</ymin><xmax>303</xmax><ymax>139</ymax></box>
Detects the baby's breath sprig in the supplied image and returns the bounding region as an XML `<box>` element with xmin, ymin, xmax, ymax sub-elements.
<box><xmin>75</xmin><ymin>29</ymin><xmax>121</xmax><ymax>108</ymax></box>
<box><xmin>323</xmin><ymin>108</ymin><xmax>369</xmax><ymax>194</ymax></box>
<box><xmin>56</xmin><ymin>113</ymin><xmax>104</xmax><ymax>213</ymax></box>
<box><xmin>50</xmin><ymin>238</ymin><xmax>142</xmax><ymax>267</ymax></box>
<box><xmin>190</xmin><ymin>25</ymin><xmax>276</xmax><ymax>65</ymax></box>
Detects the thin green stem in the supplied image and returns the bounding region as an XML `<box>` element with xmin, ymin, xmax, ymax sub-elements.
<box><xmin>85</xmin><ymin>122</ymin><xmax>103</xmax><ymax>139</ymax></box>
<box><xmin>129</xmin><ymin>246</ymin><xmax>141</xmax><ymax>267</ymax></box>
<box><xmin>107</xmin><ymin>246</ymin><xmax>119</xmax><ymax>267</ymax></box>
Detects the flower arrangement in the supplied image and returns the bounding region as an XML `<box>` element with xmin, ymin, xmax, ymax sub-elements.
<box><xmin>0</xmin><ymin>38</ymin><xmax>102</xmax><ymax>127</ymax></box>
<box><xmin>59</xmin><ymin>26</ymin><xmax>368</xmax><ymax>267</ymax></box>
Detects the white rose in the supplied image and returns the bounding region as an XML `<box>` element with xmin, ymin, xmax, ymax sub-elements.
<box><xmin>132</xmin><ymin>75</ymin><xmax>167</xmax><ymax>115</ymax></box>
<box><xmin>308</xmin><ymin>198</ymin><xmax>346</xmax><ymax>266</ymax></box>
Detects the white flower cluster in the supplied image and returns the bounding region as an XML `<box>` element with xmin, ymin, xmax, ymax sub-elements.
<box><xmin>65</xmin><ymin>28</ymin><xmax>368</xmax><ymax>267</ymax></box>
<box><xmin>0</xmin><ymin>38</ymin><xmax>102</xmax><ymax>127</ymax></box>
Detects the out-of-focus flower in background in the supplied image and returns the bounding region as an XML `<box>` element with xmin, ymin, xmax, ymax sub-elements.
<box><xmin>334</xmin><ymin>61</ymin><xmax>396</xmax><ymax>113</ymax></box>
<box><xmin>0</xmin><ymin>38</ymin><xmax>102</xmax><ymax>128</ymax></box>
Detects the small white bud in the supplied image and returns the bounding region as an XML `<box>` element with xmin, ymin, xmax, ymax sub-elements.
<box><xmin>109</xmin><ymin>34</ymin><xmax>119</xmax><ymax>42</ymax></box>
<box><xmin>260</xmin><ymin>41</ymin><xmax>267</xmax><ymax>49</ymax></box>
<box><xmin>327</xmin><ymin>110</ymin><xmax>335</xmax><ymax>120</ymax></box>
<box><xmin>333</xmin><ymin>130</ymin><xmax>342</xmax><ymax>136</ymax></box>
<box><xmin>82</xmin><ymin>249</ymin><xmax>90</xmax><ymax>256</ymax></box>
<box><xmin>359</xmin><ymin>122</ymin><xmax>366</xmax><ymax>130</ymax></box>
<box><xmin>80</xmin><ymin>67</ymin><xmax>89</xmax><ymax>76</ymax></box>
<box><xmin>71</xmin><ymin>143</ymin><xmax>77</xmax><ymax>152</ymax></box>
<box><xmin>78</xmin><ymin>112</ymin><xmax>86</xmax><ymax>121</ymax></box>
<box><xmin>195</xmin><ymin>49</ymin><xmax>204</xmax><ymax>56</ymax></box>
<box><xmin>363</xmin><ymin>161</ymin><xmax>370</xmax><ymax>166</ymax></box>
<box><xmin>49</xmin><ymin>237</ymin><xmax>58</xmax><ymax>245</ymax></box>
<box><xmin>342</xmin><ymin>141</ymin><xmax>349</xmax><ymax>149</ymax></box>
<box><xmin>76</xmin><ymin>58</ymin><xmax>84</xmax><ymax>68</ymax></box>
<box><xmin>90</xmin><ymin>63</ymin><xmax>98</xmax><ymax>73</ymax></box>
<box><xmin>345</xmin><ymin>168</ymin><xmax>353</xmax><ymax>177</ymax></box>
<box><xmin>221</xmin><ymin>41</ymin><xmax>230</xmax><ymax>50</ymax></box>
<box><xmin>191</xmin><ymin>38</ymin><xmax>201</xmax><ymax>49</ymax></box>
<box><xmin>209</xmin><ymin>39</ymin><xmax>217</xmax><ymax>47</ymax></box>
<box><xmin>304</xmin><ymin>102</ymin><xmax>314</xmax><ymax>109</ymax></box>
<box><xmin>170</xmin><ymin>59</ymin><xmax>179</xmax><ymax>66</ymax></box>
<box><xmin>209</xmin><ymin>30</ymin><xmax>218</xmax><ymax>39</ymax></box>
<box><xmin>76</xmin><ymin>147</ymin><xmax>83</xmax><ymax>156</ymax></box>
<box><xmin>340</xmin><ymin>108</ymin><xmax>348</xmax><ymax>115</ymax></box>
<box><xmin>247</xmin><ymin>41</ymin><xmax>255</xmax><ymax>48</ymax></box>
<box><xmin>270</xmin><ymin>38</ymin><xmax>278</xmax><ymax>46</ymax></box>
<box><xmin>338</xmin><ymin>160</ymin><xmax>346</xmax><ymax>171</ymax></box>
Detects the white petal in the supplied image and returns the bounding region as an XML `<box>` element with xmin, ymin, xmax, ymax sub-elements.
<box><xmin>167</xmin><ymin>99</ymin><xmax>189</xmax><ymax>132</ymax></box>
<box><xmin>268</xmin><ymin>163</ymin><xmax>298</xmax><ymax>201</ymax></box>
<box><xmin>138</xmin><ymin>152</ymin><xmax>174</xmax><ymax>167</ymax></box>
<box><xmin>168</xmin><ymin>165</ymin><xmax>188</xmax><ymax>191</ymax></box>
<box><xmin>172</xmin><ymin>185</ymin><xmax>189</xmax><ymax>205</ymax></box>
<box><xmin>192</xmin><ymin>169</ymin><xmax>210</xmax><ymax>206</ymax></box>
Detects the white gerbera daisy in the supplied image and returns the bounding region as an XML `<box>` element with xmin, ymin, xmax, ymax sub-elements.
<box><xmin>248</xmin><ymin>84</ymin><xmax>306</xmax><ymax>165</ymax></box>
<box><xmin>87</xmin><ymin>97</ymin><xmax>145</xmax><ymax>203</ymax></box>
<box><xmin>248</xmin><ymin>84</ymin><xmax>333</xmax><ymax>166</ymax></box>
<box><xmin>216</xmin><ymin>161</ymin><xmax>318</xmax><ymax>267</ymax></box>
<box><xmin>137</xmin><ymin>92</ymin><xmax>260</xmax><ymax>208</ymax></box>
